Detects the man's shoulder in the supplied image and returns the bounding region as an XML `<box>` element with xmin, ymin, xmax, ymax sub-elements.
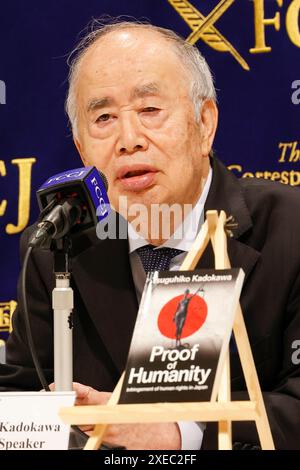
<box><xmin>239</xmin><ymin>174</ymin><xmax>299</xmax><ymax>195</ymax></box>
<box><xmin>210</xmin><ymin>159</ymin><xmax>299</xmax><ymax>228</ymax></box>
<box><xmin>19</xmin><ymin>223</ymin><xmax>54</xmax><ymax>274</ymax></box>
<box><xmin>239</xmin><ymin>177</ymin><xmax>300</xmax><ymax>217</ymax></box>
<box><xmin>19</xmin><ymin>223</ymin><xmax>38</xmax><ymax>257</ymax></box>
<box><xmin>19</xmin><ymin>214</ymin><xmax>128</xmax><ymax>270</ymax></box>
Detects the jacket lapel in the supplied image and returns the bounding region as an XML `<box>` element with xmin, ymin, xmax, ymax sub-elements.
<box><xmin>71</xmin><ymin>218</ymin><xmax>138</xmax><ymax>373</ymax></box>
<box><xmin>200</xmin><ymin>158</ymin><xmax>260</xmax><ymax>281</ymax></box>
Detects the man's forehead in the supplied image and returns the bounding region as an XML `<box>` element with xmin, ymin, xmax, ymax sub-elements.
<box><xmin>76</xmin><ymin>29</ymin><xmax>190</xmax><ymax>104</ymax></box>
<box><xmin>80</xmin><ymin>28</ymin><xmax>182</xmax><ymax>74</ymax></box>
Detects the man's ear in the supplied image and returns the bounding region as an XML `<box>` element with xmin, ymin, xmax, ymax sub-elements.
<box><xmin>199</xmin><ymin>99</ymin><xmax>218</xmax><ymax>158</ymax></box>
<box><xmin>74</xmin><ymin>136</ymin><xmax>87</xmax><ymax>166</ymax></box>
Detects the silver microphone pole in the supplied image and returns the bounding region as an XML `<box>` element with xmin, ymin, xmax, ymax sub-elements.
<box><xmin>52</xmin><ymin>240</ymin><xmax>73</xmax><ymax>391</ymax></box>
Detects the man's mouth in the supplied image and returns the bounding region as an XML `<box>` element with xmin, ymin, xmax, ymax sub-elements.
<box><xmin>116</xmin><ymin>166</ymin><xmax>158</xmax><ymax>191</ymax></box>
<box><xmin>123</xmin><ymin>169</ymin><xmax>151</xmax><ymax>178</ymax></box>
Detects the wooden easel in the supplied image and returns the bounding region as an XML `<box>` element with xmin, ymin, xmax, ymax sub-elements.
<box><xmin>59</xmin><ymin>210</ymin><xmax>275</xmax><ymax>450</ymax></box>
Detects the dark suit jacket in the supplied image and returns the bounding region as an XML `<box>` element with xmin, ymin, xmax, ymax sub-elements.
<box><xmin>1</xmin><ymin>158</ymin><xmax>300</xmax><ymax>449</ymax></box>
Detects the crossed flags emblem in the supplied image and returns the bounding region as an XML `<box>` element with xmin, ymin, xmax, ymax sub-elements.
<box><xmin>168</xmin><ymin>0</ymin><xmax>249</xmax><ymax>70</ymax></box>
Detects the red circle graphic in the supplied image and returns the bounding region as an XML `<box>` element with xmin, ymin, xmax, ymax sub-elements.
<box><xmin>157</xmin><ymin>294</ymin><xmax>208</xmax><ymax>339</ymax></box>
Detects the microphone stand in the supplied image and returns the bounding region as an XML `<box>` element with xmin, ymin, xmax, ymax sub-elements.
<box><xmin>50</xmin><ymin>233</ymin><xmax>124</xmax><ymax>449</ymax></box>
<box><xmin>52</xmin><ymin>236</ymin><xmax>73</xmax><ymax>391</ymax></box>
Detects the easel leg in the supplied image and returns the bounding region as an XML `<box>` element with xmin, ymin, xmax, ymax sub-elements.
<box><xmin>84</xmin><ymin>424</ymin><xmax>108</xmax><ymax>450</ymax></box>
<box><xmin>209</xmin><ymin>211</ymin><xmax>233</xmax><ymax>449</ymax></box>
<box><xmin>233</xmin><ymin>307</ymin><xmax>275</xmax><ymax>450</ymax></box>
<box><xmin>218</xmin><ymin>353</ymin><xmax>232</xmax><ymax>450</ymax></box>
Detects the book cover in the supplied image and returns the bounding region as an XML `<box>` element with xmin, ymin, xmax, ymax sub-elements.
<box><xmin>119</xmin><ymin>269</ymin><xmax>244</xmax><ymax>404</ymax></box>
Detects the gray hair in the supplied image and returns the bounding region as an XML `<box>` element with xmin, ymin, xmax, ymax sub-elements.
<box><xmin>65</xmin><ymin>19</ymin><xmax>217</xmax><ymax>137</ymax></box>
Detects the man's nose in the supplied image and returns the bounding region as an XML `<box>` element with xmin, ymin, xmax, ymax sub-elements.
<box><xmin>116</xmin><ymin>114</ymin><xmax>148</xmax><ymax>156</ymax></box>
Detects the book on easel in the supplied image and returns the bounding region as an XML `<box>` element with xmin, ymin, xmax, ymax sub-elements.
<box><xmin>119</xmin><ymin>268</ymin><xmax>244</xmax><ymax>404</ymax></box>
<box><xmin>59</xmin><ymin>211</ymin><xmax>274</xmax><ymax>450</ymax></box>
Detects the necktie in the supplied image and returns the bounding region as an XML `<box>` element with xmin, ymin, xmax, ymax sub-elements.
<box><xmin>136</xmin><ymin>245</ymin><xmax>184</xmax><ymax>273</ymax></box>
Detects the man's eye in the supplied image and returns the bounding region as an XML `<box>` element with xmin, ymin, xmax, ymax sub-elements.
<box><xmin>142</xmin><ymin>107</ymin><xmax>159</xmax><ymax>113</ymax></box>
<box><xmin>96</xmin><ymin>113</ymin><xmax>111</xmax><ymax>122</ymax></box>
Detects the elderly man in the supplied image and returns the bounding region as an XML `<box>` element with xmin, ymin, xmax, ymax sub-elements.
<box><xmin>1</xmin><ymin>21</ymin><xmax>300</xmax><ymax>450</ymax></box>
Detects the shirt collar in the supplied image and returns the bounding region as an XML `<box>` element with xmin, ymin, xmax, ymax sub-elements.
<box><xmin>128</xmin><ymin>167</ymin><xmax>212</xmax><ymax>254</ymax></box>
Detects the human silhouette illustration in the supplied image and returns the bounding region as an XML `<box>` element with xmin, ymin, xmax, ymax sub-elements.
<box><xmin>172</xmin><ymin>289</ymin><xmax>193</xmax><ymax>348</ymax></box>
<box><xmin>172</xmin><ymin>286</ymin><xmax>204</xmax><ymax>348</ymax></box>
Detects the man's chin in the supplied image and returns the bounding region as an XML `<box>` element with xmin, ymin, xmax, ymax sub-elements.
<box><xmin>113</xmin><ymin>187</ymin><xmax>163</xmax><ymax>210</ymax></box>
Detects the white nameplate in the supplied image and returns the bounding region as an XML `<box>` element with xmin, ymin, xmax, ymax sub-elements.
<box><xmin>0</xmin><ymin>391</ymin><xmax>75</xmax><ymax>450</ymax></box>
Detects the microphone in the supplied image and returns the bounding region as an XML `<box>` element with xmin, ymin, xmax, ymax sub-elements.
<box><xmin>29</xmin><ymin>166</ymin><xmax>110</xmax><ymax>248</ymax></box>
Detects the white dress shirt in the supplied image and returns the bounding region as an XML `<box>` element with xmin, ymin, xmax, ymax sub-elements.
<box><xmin>127</xmin><ymin>168</ymin><xmax>212</xmax><ymax>450</ymax></box>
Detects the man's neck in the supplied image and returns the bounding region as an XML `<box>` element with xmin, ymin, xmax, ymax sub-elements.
<box><xmin>128</xmin><ymin>166</ymin><xmax>213</xmax><ymax>251</ymax></box>
<box><xmin>147</xmin><ymin>170</ymin><xmax>211</xmax><ymax>246</ymax></box>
